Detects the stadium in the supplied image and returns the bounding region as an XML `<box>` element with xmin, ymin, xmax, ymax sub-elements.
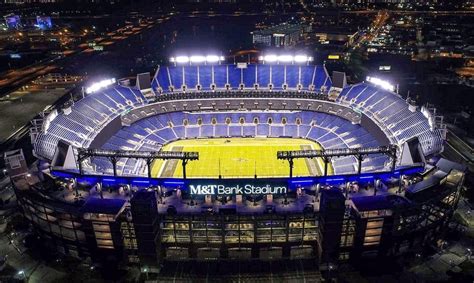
<box><xmin>6</xmin><ymin>54</ymin><xmax>466</xmax><ymax>275</ymax></box>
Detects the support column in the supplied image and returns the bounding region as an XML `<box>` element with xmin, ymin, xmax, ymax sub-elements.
<box><xmin>146</xmin><ymin>158</ymin><xmax>154</xmax><ymax>179</ymax></box>
<box><xmin>110</xmin><ymin>157</ymin><xmax>118</xmax><ymax>177</ymax></box>
<box><xmin>78</xmin><ymin>155</ymin><xmax>84</xmax><ymax>175</ymax></box>
<box><xmin>323</xmin><ymin>157</ymin><xmax>331</xmax><ymax>176</ymax></box>
<box><xmin>72</xmin><ymin>178</ymin><xmax>78</xmax><ymax>197</ymax></box>
<box><xmin>288</xmin><ymin>158</ymin><xmax>294</xmax><ymax>179</ymax></box>
<box><xmin>97</xmin><ymin>182</ymin><xmax>103</xmax><ymax>199</ymax></box>
<box><xmin>182</xmin><ymin>160</ymin><xmax>188</xmax><ymax>179</ymax></box>
<box><xmin>357</xmin><ymin>155</ymin><xmax>364</xmax><ymax>175</ymax></box>
<box><xmin>391</xmin><ymin>153</ymin><xmax>397</xmax><ymax>171</ymax></box>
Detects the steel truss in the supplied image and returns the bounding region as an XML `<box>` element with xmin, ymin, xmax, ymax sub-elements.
<box><xmin>76</xmin><ymin>148</ymin><xmax>199</xmax><ymax>178</ymax></box>
<box><xmin>277</xmin><ymin>145</ymin><xmax>398</xmax><ymax>178</ymax></box>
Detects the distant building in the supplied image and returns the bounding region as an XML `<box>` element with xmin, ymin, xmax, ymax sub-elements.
<box><xmin>313</xmin><ymin>28</ymin><xmax>359</xmax><ymax>47</ymax></box>
<box><xmin>252</xmin><ymin>22</ymin><xmax>310</xmax><ymax>48</ymax></box>
<box><xmin>3</xmin><ymin>14</ymin><xmax>21</xmax><ymax>30</ymax></box>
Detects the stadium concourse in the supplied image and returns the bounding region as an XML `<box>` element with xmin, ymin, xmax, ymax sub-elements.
<box><xmin>5</xmin><ymin>59</ymin><xmax>465</xmax><ymax>276</ymax></box>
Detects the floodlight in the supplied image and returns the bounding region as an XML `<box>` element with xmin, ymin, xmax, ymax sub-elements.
<box><xmin>190</xmin><ymin>55</ymin><xmax>206</xmax><ymax>63</ymax></box>
<box><xmin>206</xmin><ymin>55</ymin><xmax>220</xmax><ymax>63</ymax></box>
<box><xmin>366</xmin><ymin>76</ymin><xmax>395</xmax><ymax>91</ymax></box>
<box><xmin>294</xmin><ymin>55</ymin><xmax>308</xmax><ymax>62</ymax></box>
<box><xmin>175</xmin><ymin>56</ymin><xmax>189</xmax><ymax>63</ymax></box>
<box><xmin>278</xmin><ymin>55</ymin><xmax>293</xmax><ymax>62</ymax></box>
<box><xmin>264</xmin><ymin>55</ymin><xmax>278</xmax><ymax>62</ymax></box>
<box><xmin>85</xmin><ymin>78</ymin><xmax>116</xmax><ymax>94</ymax></box>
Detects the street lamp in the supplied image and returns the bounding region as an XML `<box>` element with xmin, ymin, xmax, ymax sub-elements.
<box><xmin>328</xmin><ymin>264</ymin><xmax>334</xmax><ymax>282</ymax></box>
<box><xmin>18</xmin><ymin>270</ymin><xmax>25</xmax><ymax>280</ymax></box>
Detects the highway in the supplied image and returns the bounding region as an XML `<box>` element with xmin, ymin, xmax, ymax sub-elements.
<box><xmin>0</xmin><ymin>16</ymin><xmax>164</xmax><ymax>97</ymax></box>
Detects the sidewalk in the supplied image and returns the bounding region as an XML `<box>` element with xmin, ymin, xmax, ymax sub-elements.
<box><xmin>0</xmin><ymin>234</ymin><xmax>66</xmax><ymax>282</ymax></box>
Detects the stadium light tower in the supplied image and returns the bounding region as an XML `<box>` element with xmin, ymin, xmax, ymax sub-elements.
<box><xmin>85</xmin><ymin>78</ymin><xmax>116</xmax><ymax>94</ymax></box>
<box><xmin>264</xmin><ymin>54</ymin><xmax>278</xmax><ymax>62</ymax></box>
<box><xmin>190</xmin><ymin>55</ymin><xmax>206</xmax><ymax>63</ymax></box>
<box><xmin>206</xmin><ymin>55</ymin><xmax>220</xmax><ymax>63</ymax></box>
<box><xmin>295</xmin><ymin>55</ymin><xmax>313</xmax><ymax>63</ymax></box>
<box><xmin>175</xmin><ymin>56</ymin><xmax>190</xmax><ymax>64</ymax></box>
<box><xmin>170</xmin><ymin>54</ymin><xmax>225</xmax><ymax>66</ymax></box>
<box><xmin>259</xmin><ymin>54</ymin><xmax>313</xmax><ymax>64</ymax></box>
<box><xmin>278</xmin><ymin>55</ymin><xmax>293</xmax><ymax>63</ymax></box>
<box><xmin>366</xmin><ymin>76</ymin><xmax>395</xmax><ymax>92</ymax></box>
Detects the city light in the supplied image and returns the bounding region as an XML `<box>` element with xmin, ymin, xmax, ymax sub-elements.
<box><xmin>366</xmin><ymin>76</ymin><xmax>395</xmax><ymax>92</ymax></box>
<box><xmin>85</xmin><ymin>78</ymin><xmax>116</xmax><ymax>94</ymax></box>
<box><xmin>170</xmin><ymin>55</ymin><xmax>224</xmax><ymax>64</ymax></box>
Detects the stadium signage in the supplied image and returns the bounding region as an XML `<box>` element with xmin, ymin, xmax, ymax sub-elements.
<box><xmin>188</xmin><ymin>180</ymin><xmax>288</xmax><ymax>196</ymax></box>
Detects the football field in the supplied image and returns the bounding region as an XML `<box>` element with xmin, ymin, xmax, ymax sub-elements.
<box><xmin>151</xmin><ymin>138</ymin><xmax>333</xmax><ymax>178</ymax></box>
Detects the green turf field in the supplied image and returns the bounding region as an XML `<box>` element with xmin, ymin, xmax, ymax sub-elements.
<box><xmin>151</xmin><ymin>138</ymin><xmax>333</xmax><ymax>178</ymax></box>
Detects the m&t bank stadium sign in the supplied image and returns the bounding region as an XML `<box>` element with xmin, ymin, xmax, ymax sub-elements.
<box><xmin>188</xmin><ymin>179</ymin><xmax>288</xmax><ymax>196</ymax></box>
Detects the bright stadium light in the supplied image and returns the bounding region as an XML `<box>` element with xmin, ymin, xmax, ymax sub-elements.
<box><xmin>366</xmin><ymin>76</ymin><xmax>395</xmax><ymax>92</ymax></box>
<box><xmin>190</xmin><ymin>55</ymin><xmax>206</xmax><ymax>63</ymax></box>
<box><xmin>175</xmin><ymin>56</ymin><xmax>190</xmax><ymax>63</ymax></box>
<box><xmin>260</xmin><ymin>54</ymin><xmax>313</xmax><ymax>63</ymax></box>
<box><xmin>206</xmin><ymin>55</ymin><xmax>220</xmax><ymax>63</ymax></box>
<box><xmin>172</xmin><ymin>55</ymin><xmax>224</xmax><ymax>64</ymax></box>
<box><xmin>264</xmin><ymin>54</ymin><xmax>278</xmax><ymax>62</ymax></box>
<box><xmin>294</xmin><ymin>55</ymin><xmax>309</xmax><ymax>63</ymax></box>
<box><xmin>278</xmin><ymin>55</ymin><xmax>293</xmax><ymax>62</ymax></box>
<box><xmin>85</xmin><ymin>78</ymin><xmax>116</xmax><ymax>94</ymax></box>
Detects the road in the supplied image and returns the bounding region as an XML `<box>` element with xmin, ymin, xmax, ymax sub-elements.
<box><xmin>0</xmin><ymin>16</ymin><xmax>163</xmax><ymax>97</ymax></box>
<box><xmin>350</xmin><ymin>9</ymin><xmax>389</xmax><ymax>50</ymax></box>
